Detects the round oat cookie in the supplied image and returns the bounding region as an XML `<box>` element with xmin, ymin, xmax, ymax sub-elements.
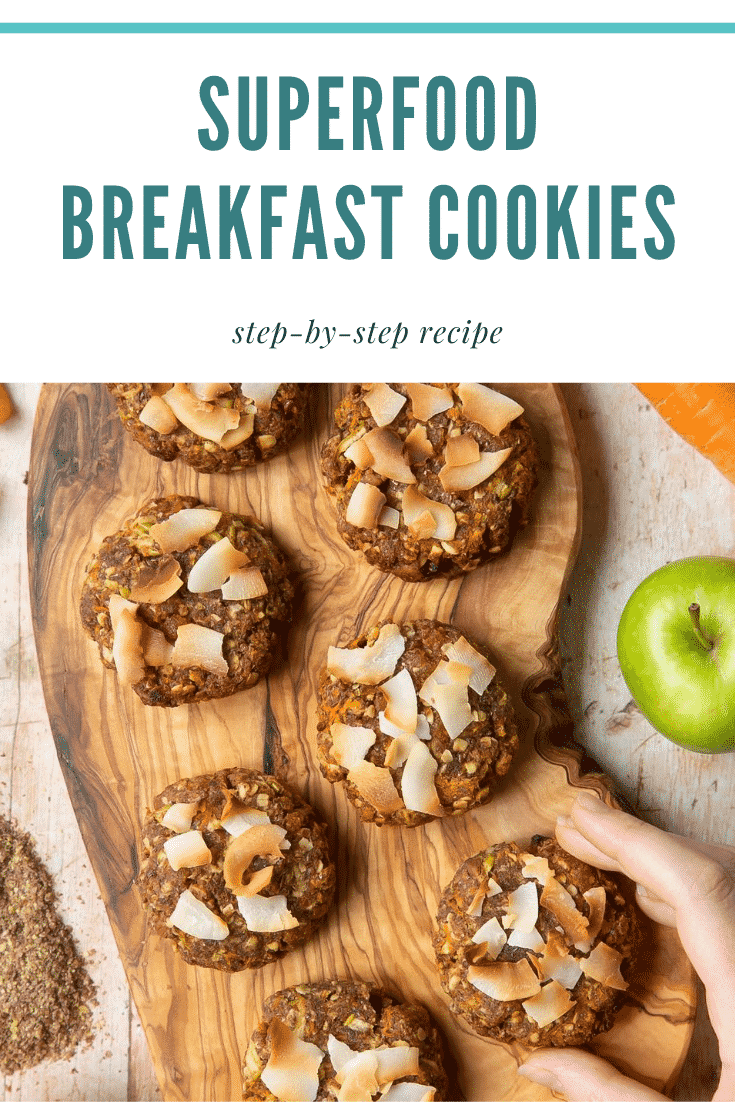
<box><xmin>316</xmin><ymin>619</ymin><xmax>519</xmax><ymax>827</ymax></box>
<box><xmin>108</xmin><ymin>383</ymin><xmax>310</xmax><ymax>473</ymax></box>
<box><xmin>320</xmin><ymin>383</ymin><xmax>539</xmax><ymax>581</ymax></box>
<box><xmin>242</xmin><ymin>980</ymin><xmax>450</xmax><ymax>1101</ymax></box>
<box><xmin>434</xmin><ymin>837</ymin><xmax>642</xmax><ymax>1048</ymax></box>
<box><xmin>137</xmin><ymin>768</ymin><xmax>335</xmax><ymax>972</ymax></box>
<box><xmin>79</xmin><ymin>494</ymin><xmax>292</xmax><ymax>707</ymax></box>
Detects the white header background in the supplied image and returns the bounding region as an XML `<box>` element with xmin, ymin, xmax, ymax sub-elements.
<box><xmin>1</xmin><ymin>28</ymin><xmax>732</xmax><ymax>380</ymax></box>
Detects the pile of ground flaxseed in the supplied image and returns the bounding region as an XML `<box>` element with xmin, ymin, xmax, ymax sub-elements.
<box><xmin>0</xmin><ymin>816</ymin><xmax>96</xmax><ymax>1075</ymax></box>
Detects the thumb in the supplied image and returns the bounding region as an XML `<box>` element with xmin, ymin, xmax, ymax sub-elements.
<box><xmin>519</xmin><ymin>1049</ymin><xmax>670</xmax><ymax>1101</ymax></box>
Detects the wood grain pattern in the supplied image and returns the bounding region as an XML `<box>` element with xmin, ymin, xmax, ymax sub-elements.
<box><xmin>27</xmin><ymin>384</ymin><xmax>695</xmax><ymax>1102</ymax></box>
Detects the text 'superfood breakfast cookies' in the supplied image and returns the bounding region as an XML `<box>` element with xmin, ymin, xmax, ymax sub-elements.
<box><xmin>321</xmin><ymin>383</ymin><xmax>539</xmax><ymax>580</ymax></box>
<box><xmin>79</xmin><ymin>494</ymin><xmax>292</xmax><ymax>707</ymax></box>
<box><xmin>316</xmin><ymin>619</ymin><xmax>519</xmax><ymax>826</ymax></box>
<box><xmin>434</xmin><ymin>838</ymin><xmax>641</xmax><ymax>1047</ymax></box>
<box><xmin>242</xmin><ymin>981</ymin><xmax>450</xmax><ymax>1101</ymax></box>
<box><xmin>108</xmin><ymin>383</ymin><xmax>310</xmax><ymax>472</ymax></box>
<box><xmin>137</xmin><ymin>769</ymin><xmax>335</xmax><ymax>971</ymax></box>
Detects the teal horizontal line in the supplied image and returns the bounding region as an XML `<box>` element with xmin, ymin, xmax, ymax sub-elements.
<box><xmin>0</xmin><ymin>22</ymin><xmax>734</xmax><ymax>33</ymax></box>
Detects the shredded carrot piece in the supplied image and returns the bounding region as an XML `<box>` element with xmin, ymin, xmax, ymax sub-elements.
<box><xmin>635</xmin><ymin>383</ymin><xmax>735</xmax><ymax>486</ymax></box>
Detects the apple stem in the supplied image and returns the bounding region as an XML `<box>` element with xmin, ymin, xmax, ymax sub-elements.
<box><xmin>689</xmin><ymin>603</ymin><xmax>714</xmax><ymax>650</ymax></box>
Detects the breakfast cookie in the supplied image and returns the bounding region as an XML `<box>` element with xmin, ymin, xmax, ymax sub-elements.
<box><xmin>320</xmin><ymin>383</ymin><xmax>539</xmax><ymax>581</ymax></box>
<box><xmin>137</xmin><ymin>769</ymin><xmax>335</xmax><ymax>972</ymax></box>
<box><xmin>108</xmin><ymin>383</ymin><xmax>310</xmax><ymax>473</ymax></box>
<box><xmin>433</xmin><ymin>837</ymin><xmax>642</xmax><ymax>1047</ymax></box>
<box><xmin>316</xmin><ymin>619</ymin><xmax>519</xmax><ymax>826</ymax></box>
<box><xmin>242</xmin><ymin>980</ymin><xmax>450</xmax><ymax>1101</ymax></box>
<box><xmin>79</xmin><ymin>494</ymin><xmax>292</xmax><ymax>707</ymax></box>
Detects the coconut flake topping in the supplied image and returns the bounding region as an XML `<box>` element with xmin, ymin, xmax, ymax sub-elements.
<box><xmin>327</xmin><ymin>623</ymin><xmax>405</xmax><ymax>686</ymax></box>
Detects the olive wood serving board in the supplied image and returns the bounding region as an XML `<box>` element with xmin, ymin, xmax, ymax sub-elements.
<box><xmin>28</xmin><ymin>384</ymin><xmax>695</xmax><ymax>1102</ymax></box>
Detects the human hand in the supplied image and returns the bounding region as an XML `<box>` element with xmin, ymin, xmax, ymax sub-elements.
<box><xmin>518</xmin><ymin>792</ymin><xmax>735</xmax><ymax>1101</ymax></box>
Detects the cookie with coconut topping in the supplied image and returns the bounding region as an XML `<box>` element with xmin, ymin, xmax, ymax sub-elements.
<box><xmin>242</xmin><ymin>980</ymin><xmax>450</xmax><ymax>1101</ymax></box>
<box><xmin>316</xmin><ymin>619</ymin><xmax>519</xmax><ymax>826</ymax></box>
<box><xmin>433</xmin><ymin>837</ymin><xmax>642</xmax><ymax>1048</ymax></box>
<box><xmin>320</xmin><ymin>383</ymin><xmax>539</xmax><ymax>581</ymax></box>
<box><xmin>108</xmin><ymin>383</ymin><xmax>310</xmax><ymax>472</ymax></box>
<box><xmin>79</xmin><ymin>494</ymin><xmax>292</xmax><ymax>707</ymax></box>
<box><xmin>137</xmin><ymin>768</ymin><xmax>335</xmax><ymax>972</ymax></box>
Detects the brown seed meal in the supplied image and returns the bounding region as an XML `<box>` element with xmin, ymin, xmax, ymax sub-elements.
<box><xmin>0</xmin><ymin>817</ymin><xmax>96</xmax><ymax>1074</ymax></box>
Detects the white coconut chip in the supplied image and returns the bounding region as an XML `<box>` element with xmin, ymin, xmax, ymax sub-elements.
<box><xmin>471</xmin><ymin>916</ymin><xmax>507</xmax><ymax>960</ymax></box>
<box><xmin>380</xmin><ymin>1084</ymin><xmax>436</xmax><ymax>1102</ymax></box>
<box><xmin>429</xmin><ymin>682</ymin><xmax>472</xmax><ymax>739</ymax></box>
<box><xmin>402</xmin><ymin>485</ymin><xmax>456</xmax><ymax>541</ymax></box>
<box><xmin>344</xmin><ymin>437</ymin><xmax>375</xmax><ymax>470</ymax></box>
<box><xmin>170</xmin><ymin>624</ymin><xmax>228</xmax><ymax>676</ymax></box>
<box><xmin>240</xmin><ymin>383</ymin><xmax>281</xmax><ymax>410</ymax></box>
<box><xmin>383</xmin><ymin>731</ymin><xmax>418</xmax><ymax>770</ymax></box>
<box><xmin>466</xmin><ymin>886</ymin><xmax>487</xmax><ymax>918</ymax></box>
<box><xmin>327</xmin><ymin>1035</ymin><xmax>354</xmax><ymax>1076</ymax></box>
<box><xmin>502</xmin><ymin>882</ymin><xmax>539</xmax><ymax>933</ymax></box>
<box><xmin>149</xmin><ymin>508</ymin><xmax>222</xmax><ymax>554</ymax></box>
<box><xmin>378</xmin><ymin>505</ymin><xmax>401</xmax><ymax>529</ymax></box>
<box><xmin>220</xmin><ymin>409</ymin><xmax>255</xmax><ymax>450</ymax></box>
<box><xmin>345</xmin><ymin>482</ymin><xmax>387</xmax><ymax>530</ymax></box>
<box><xmin>363</xmin><ymin>383</ymin><xmax>407</xmax><ymax>427</ymax></box>
<box><xmin>380</xmin><ymin>668</ymin><xmax>418</xmax><ymax>733</ymax></box>
<box><xmin>467</xmin><ymin>959</ymin><xmax>541</xmax><ymax>1001</ymax></box>
<box><xmin>168</xmin><ymin>889</ymin><xmax>229</xmax><ymax>941</ymax></box>
<box><xmin>108</xmin><ymin>593</ymin><xmax>138</xmax><ymax>632</ymax></box>
<box><xmin>223</xmin><ymin>823</ymin><xmax>286</xmax><ymax>896</ymax></box>
<box><xmin>221</xmin><ymin>566</ymin><xmax>268</xmax><ymax>601</ymax></box>
<box><xmin>140</xmin><ymin>626</ymin><xmax>174</xmax><ymax>666</ymax></box>
<box><xmin>187</xmin><ymin>536</ymin><xmax>250</xmax><ymax>593</ymax></box>
<box><xmin>261</xmin><ymin>1019</ymin><xmax>323</xmax><ymax>1102</ymax></box>
<box><xmin>410</xmin><ymin>510</ymin><xmax>437</xmax><ymax>540</ymax></box>
<box><xmin>401</xmin><ymin>741</ymin><xmax>443</xmax><ymax>817</ymax></box>
<box><xmin>487</xmin><ymin>877</ymin><xmax>503</xmax><ymax>897</ymax></box>
<box><xmin>580</xmin><ymin>942</ymin><xmax>628</xmax><ymax>990</ymax></box>
<box><xmin>130</xmin><ymin>556</ymin><xmax>183</xmax><ymax>604</ymax></box>
<box><xmin>380</xmin><ymin>713</ymin><xmax>429</xmax><ymax>768</ymax></box>
<box><xmin>508</xmin><ymin>926</ymin><xmax>546</xmax><ymax>953</ymax></box>
<box><xmin>363</xmin><ymin>428</ymin><xmax>416</xmax><ymax>484</ymax></box>
<box><xmin>455</xmin><ymin>383</ymin><xmax>524</xmax><ymax>437</ymax></box>
<box><xmin>221</xmin><ymin>808</ymin><xmax>271</xmax><ymax>835</ymax></box>
<box><xmin>161</xmin><ymin>383</ymin><xmax>240</xmax><ymax>443</ymax></box>
<box><xmin>139</xmin><ymin>395</ymin><xmax>179</xmax><ymax>434</ymax></box>
<box><xmin>522</xmin><ymin>980</ymin><xmax>576</xmax><ymax>1028</ymax></box>
<box><xmin>441</xmin><ymin>637</ymin><xmax>495</xmax><ymax>696</ymax></box>
<box><xmin>336</xmin><ymin>1050</ymin><xmax>379</xmax><ymax>1102</ymax></box>
<box><xmin>404</xmin><ymin>383</ymin><xmax>454</xmax><ymax>422</ymax></box>
<box><xmin>346</xmin><ymin>761</ymin><xmax>404</xmax><ymax>814</ymax></box>
<box><xmin>327</xmin><ymin>623</ymin><xmax>406</xmax><ymax>686</ymax></box>
<box><xmin>163</xmin><ymin>830</ymin><xmax>212</xmax><ymax>870</ymax></box>
<box><xmin>404</xmin><ymin>424</ymin><xmax>434</xmax><ymax>464</ymax></box>
<box><xmin>444</xmin><ymin>434</ymin><xmax>480</xmax><ymax>468</ymax></box>
<box><xmin>373</xmin><ymin>1047</ymin><xmax>421</xmax><ymax>1084</ymax></box>
<box><xmin>521</xmin><ymin>854</ymin><xmax>554</xmax><ymax>886</ymax></box>
<box><xmin>237</xmin><ymin>894</ymin><xmax>299</xmax><ymax>932</ymax></box>
<box><xmin>439</xmin><ymin>449</ymin><xmax>513</xmax><ymax>493</ymax></box>
<box><xmin>161</xmin><ymin>801</ymin><xmax>199</xmax><ymax>833</ymax></box>
<box><xmin>581</xmin><ymin>886</ymin><xmax>607</xmax><ymax>945</ymax></box>
<box><xmin>189</xmin><ymin>383</ymin><xmax>232</xmax><ymax>401</ymax></box>
<box><xmin>330</xmin><ymin>723</ymin><xmax>377</xmax><ymax>770</ymax></box>
<box><xmin>111</xmin><ymin>606</ymin><xmax>145</xmax><ymax>685</ymax></box>
<box><xmin>536</xmin><ymin>929</ymin><xmax>584</xmax><ymax>990</ymax></box>
<box><xmin>540</xmin><ymin>877</ymin><xmax>589</xmax><ymax>946</ymax></box>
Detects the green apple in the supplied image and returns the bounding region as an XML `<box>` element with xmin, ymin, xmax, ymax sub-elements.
<box><xmin>617</xmin><ymin>556</ymin><xmax>735</xmax><ymax>753</ymax></box>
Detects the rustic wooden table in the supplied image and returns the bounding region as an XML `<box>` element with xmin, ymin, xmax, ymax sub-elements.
<box><xmin>1</xmin><ymin>382</ymin><xmax>733</xmax><ymax>1102</ymax></box>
